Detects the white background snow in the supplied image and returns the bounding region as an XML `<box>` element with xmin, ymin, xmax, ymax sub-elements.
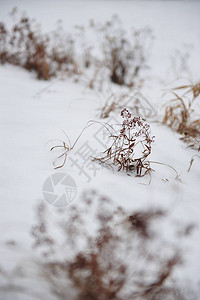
<box><xmin>0</xmin><ymin>0</ymin><xmax>200</xmax><ymax>298</ymax></box>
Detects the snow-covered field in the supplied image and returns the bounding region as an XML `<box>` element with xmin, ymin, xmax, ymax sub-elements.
<box><xmin>0</xmin><ymin>1</ymin><xmax>200</xmax><ymax>299</ymax></box>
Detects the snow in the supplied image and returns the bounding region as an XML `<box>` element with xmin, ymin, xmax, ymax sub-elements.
<box><xmin>0</xmin><ymin>0</ymin><xmax>200</xmax><ymax>298</ymax></box>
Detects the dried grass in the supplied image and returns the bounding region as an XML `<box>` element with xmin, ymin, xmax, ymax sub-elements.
<box><xmin>0</xmin><ymin>10</ymin><xmax>153</xmax><ymax>89</ymax></box>
<box><xmin>88</xmin><ymin>15</ymin><xmax>154</xmax><ymax>89</ymax></box>
<box><xmin>99</xmin><ymin>91</ymin><xmax>157</xmax><ymax>119</ymax></box>
<box><xmin>163</xmin><ymin>82</ymin><xmax>200</xmax><ymax>150</ymax></box>
<box><xmin>0</xmin><ymin>8</ymin><xmax>80</xmax><ymax>80</ymax></box>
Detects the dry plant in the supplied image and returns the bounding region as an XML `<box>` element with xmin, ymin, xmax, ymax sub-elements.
<box><xmin>0</xmin><ymin>190</ymin><xmax>197</xmax><ymax>299</ymax></box>
<box><xmin>49</xmin><ymin>109</ymin><xmax>179</xmax><ymax>182</ymax></box>
<box><xmin>2</xmin><ymin>190</ymin><xmax>197</xmax><ymax>299</ymax></box>
<box><xmin>99</xmin><ymin>16</ymin><xmax>153</xmax><ymax>87</ymax></box>
<box><xmin>100</xmin><ymin>93</ymin><xmax>119</xmax><ymax>119</ymax></box>
<box><xmin>94</xmin><ymin>108</ymin><xmax>155</xmax><ymax>177</ymax></box>
<box><xmin>0</xmin><ymin>10</ymin><xmax>153</xmax><ymax>90</ymax></box>
<box><xmin>87</xmin><ymin>15</ymin><xmax>154</xmax><ymax>89</ymax></box>
<box><xmin>99</xmin><ymin>91</ymin><xmax>157</xmax><ymax>119</ymax></box>
<box><xmin>74</xmin><ymin>25</ymin><xmax>93</xmax><ymax>69</ymax></box>
<box><xmin>0</xmin><ymin>7</ymin><xmax>80</xmax><ymax>80</ymax></box>
<box><xmin>163</xmin><ymin>81</ymin><xmax>200</xmax><ymax>150</ymax></box>
<box><xmin>49</xmin><ymin>108</ymin><xmax>155</xmax><ymax>177</ymax></box>
<box><xmin>170</xmin><ymin>48</ymin><xmax>191</xmax><ymax>79</ymax></box>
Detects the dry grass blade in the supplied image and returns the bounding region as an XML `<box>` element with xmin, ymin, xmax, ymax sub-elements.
<box><xmin>187</xmin><ymin>154</ymin><xmax>200</xmax><ymax>172</ymax></box>
<box><xmin>50</xmin><ymin>120</ymin><xmax>118</xmax><ymax>169</ymax></box>
<box><xmin>163</xmin><ymin>81</ymin><xmax>200</xmax><ymax>149</ymax></box>
<box><xmin>171</xmin><ymin>81</ymin><xmax>200</xmax><ymax>99</ymax></box>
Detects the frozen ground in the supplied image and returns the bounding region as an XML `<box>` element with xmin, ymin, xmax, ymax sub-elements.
<box><xmin>0</xmin><ymin>0</ymin><xmax>200</xmax><ymax>298</ymax></box>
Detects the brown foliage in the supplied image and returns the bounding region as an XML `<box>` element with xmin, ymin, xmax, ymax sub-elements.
<box><xmin>163</xmin><ymin>82</ymin><xmax>200</xmax><ymax>150</ymax></box>
<box><xmin>30</xmin><ymin>191</ymin><xmax>193</xmax><ymax>300</ymax></box>
<box><xmin>89</xmin><ymin>16</ymin><xmax>153</xmax><ymax>88</ymax></box>
<box><xmin>0</xmin><ymin>10</ymin><xmax>153</xmax><ymax>90</ymax></box>
<box><xmin>0</xmin><ymin>9</ymin><xmax>79</xmax><ymax>80</ymax></box>
<box><xmin>94</xmin><ymin>108</ymin><xmax>155</xmax><ymax>177</ymax></box>
<box><xmin>0</xmin><ymin>190</ymin><xmax>197</xmax><ymax>299</ymax></box>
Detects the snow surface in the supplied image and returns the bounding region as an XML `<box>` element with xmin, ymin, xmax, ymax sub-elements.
<box><xmin>0</xmin><ymin>0</ymin><xmax>200</xmax><ymax>298</ymax></box>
